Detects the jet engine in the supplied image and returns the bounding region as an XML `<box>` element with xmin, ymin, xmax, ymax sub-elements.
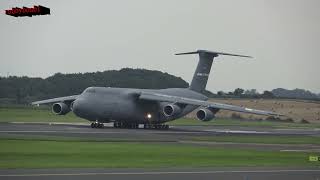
<box><xmin>52</xmin><ymin>102</ymin><xmax>71</xmax><ymax>115</ymax></box>
<box><xmin>196</xmin><ymin>108</ymin><xmax>219</xmax><ymax>121</ymax></box>
<box><xmin>163</xmin><ymin>104</ymin><xmax>182</xmax><ymax>117</ymax></box>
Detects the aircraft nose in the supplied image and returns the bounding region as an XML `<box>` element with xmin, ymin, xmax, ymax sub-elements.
<box><xmin>71</xmin><ymin>99</ymin><xmax>83</xmax><ymax>115</ymax></box>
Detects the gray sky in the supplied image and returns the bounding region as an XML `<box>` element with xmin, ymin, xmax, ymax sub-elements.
<box><xmin>1</xmin><ymin>0</ymin><xmax>319</xmax><ymax>93</ymax></box>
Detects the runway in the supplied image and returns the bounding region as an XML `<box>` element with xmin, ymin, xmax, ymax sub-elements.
<box><xmin>1</xmin><ymin>167</ymin><xmax>320</xmax><ymax>180</ymax></box>
<box><xmin>1</xmin><ymin>122</ymin><xmax>320</xmax><ymax>152</ymax></box>
<box><xmin>2</xmin><ymin>121</ymin><xmax>320</xmax><ymax>136</ymax></box>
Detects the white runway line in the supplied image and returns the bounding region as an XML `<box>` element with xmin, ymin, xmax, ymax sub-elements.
<box><xmin>1</xmin><ymin>169</ymin><xmax>320</xmax><ymax>177</ymax></box>
<box><xmin>280</xmin><ymin>149</ymin><xmax>320</xmax><ymax>152</ymax></box>
<box><xmin>205</xmin><ymin>129</ymin><xmax>272</xmax><ymax>134</ymax></box>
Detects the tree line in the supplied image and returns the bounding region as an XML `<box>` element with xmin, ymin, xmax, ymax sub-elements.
<box><xmin>0</xmin><ymin>68</ymin><xmax>188</xmax><ymax>104</ymax></box>
<box><xmin>216</xmin><ymin>88</ymin><xmax>320</xmax><ymax>100</ymax></box>
<box><xmin>0</xmin><ymin>68</ymin><xmax>318</xmax><ymax>105</ymax></box>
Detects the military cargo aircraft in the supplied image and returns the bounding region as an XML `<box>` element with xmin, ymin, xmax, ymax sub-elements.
<box><xmin>32</xmin><ymin>50</ymin><xmax>282</xmax><ymax>129</ymax></box>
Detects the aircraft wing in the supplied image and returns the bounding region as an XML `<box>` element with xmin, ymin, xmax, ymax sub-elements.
<box><xmin>31</xmin><ymin>95</ymin><xmax>79</xmax><ymax>105</ymax></box>
<box><xmin>139</xmin><ymin>92</ymin><xmax>282</xmax><ymax>116</ymax></box>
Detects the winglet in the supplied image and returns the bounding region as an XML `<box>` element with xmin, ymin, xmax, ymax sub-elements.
<box><xmin>175</xmin><ymin>50</ymin><xmax>252</xmax><ymax>58</ymax></box>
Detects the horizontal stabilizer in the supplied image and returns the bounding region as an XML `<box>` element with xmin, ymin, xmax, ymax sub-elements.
<box><xmin>175</xmin><ymin>50</ymin><xmax>252</xmax><ymax>58</ymax></box>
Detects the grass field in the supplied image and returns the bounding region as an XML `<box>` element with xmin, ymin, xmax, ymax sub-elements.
<box><xmin>191</xmin><ymin>135</ymin><xmax>320</xmax><ymax>145</ymax></box>
<box><xmin>203</xmin><ymin>98</ymin><xmax>320</xmax><ymax>122</ymax></box>
<box><xmin>0</xmin><ymin>139</ymin><xmax>317</xmax><ymax>169</ymax></box>
<box><xmin>1</xmin><ymin>106</ymin><xmax>320</xmax><ymax>128</ymax></box>
<box><xmin>0</xmin><ymin>106</ymin><xmax>86</xmax><ymax>123</ymax></box>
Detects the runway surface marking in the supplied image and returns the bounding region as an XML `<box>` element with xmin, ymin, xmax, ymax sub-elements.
<box><xmin>1</xmin><ymin>169</ymin><xmax>320</xmax><ymax>177</ymax></box>
<box><xmin>280</xmin><ymin>149</ymin><xmax>320</xmax><ymax>152</ymax></box>
<box><xmin>205</xmin><ymin>129</ymin><xmax>271</xmax><ymax>134</ymax></box>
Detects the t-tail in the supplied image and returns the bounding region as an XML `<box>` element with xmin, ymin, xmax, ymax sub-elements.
<box><xmin>175</xmin><ymin>50</ymin><xmax>252</xmax><ymax>93</ymax></box>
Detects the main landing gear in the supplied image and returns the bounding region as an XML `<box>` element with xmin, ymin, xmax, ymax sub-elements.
<box><xmin>143</xmin><ymin>124</ymin><xmax>169</xmax><ymax>130</ymax></box>
<box><xmin>113</xmin><ymin>122</ymin><xmax>169</xmax><ymax>130</ymax></box>
<box><xmin>113</xmin><ymin>122</ymin><xmax>139</xmax><ymax>129</ymax></box>
<box><xmin>91</xmin><ymin>122</ymin><xmax>104</xmax><ymax>128</ymax></box>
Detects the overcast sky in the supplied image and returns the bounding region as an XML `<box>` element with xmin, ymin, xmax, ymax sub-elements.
<box><xmin>1</xmin><ymin>0</ymin><xmax>319</xmax><ymax>93</ymax></box>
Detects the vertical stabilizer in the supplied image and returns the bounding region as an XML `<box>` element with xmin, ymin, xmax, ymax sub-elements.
<box><xmin>175</xmin><ymin>50</ymin><xmax>252</xmax><ymax>93</ymax></box>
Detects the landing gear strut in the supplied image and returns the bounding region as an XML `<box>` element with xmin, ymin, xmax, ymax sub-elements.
<box><xmin>91</xmin><ymin>122</ymin><xmax>104</xmax><ymax>128</ymax></box>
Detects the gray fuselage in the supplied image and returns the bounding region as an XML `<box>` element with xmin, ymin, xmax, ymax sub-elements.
<box><xmin>72</xmin><ymin>87</ymin><xmax>207</xmax><ymax>123</ymax></box>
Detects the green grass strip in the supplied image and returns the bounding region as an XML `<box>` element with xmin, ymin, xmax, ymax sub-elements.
<box><xmin>0</xmin><ymin>107</ymin><xmax>86</xmax><ymax>123</ymax></box>
<box><xmin>0</xmin><ymin>139</ymin><xmax>317</xmax><ymax>168</ymax></box>
<box><xmin>191</xmin><ymin>135</ymin><xmax>320</xmax><ymax>145</ymax></box>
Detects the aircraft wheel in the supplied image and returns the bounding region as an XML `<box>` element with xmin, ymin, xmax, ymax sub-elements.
<box><xmin>98</xmin><ymin>123</ymin><xmax>104</xmax><ymax>128</ymax></box>
<box><xmin>114</xmin><ymin>122</ymin><xmax>120</xmax><ymax>128</ymax></box>
<box><xmin>91</xmin><ymin>123</ymin><xmax>95</xmax><ymax>128</ymax></box>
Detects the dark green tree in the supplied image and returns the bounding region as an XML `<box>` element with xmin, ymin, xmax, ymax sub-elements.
<box><xmin>233</xmin><ymin>88</ymin><xmax>244</xmax><ymax>96</ymax></box>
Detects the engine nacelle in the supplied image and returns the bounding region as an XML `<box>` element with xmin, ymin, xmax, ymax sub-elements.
<box><xmin>52</xmin><ymin>102</ymin><xmax>71</xmax><ymax>115</ymax></box>
<box><xmin>163</xmin><ymin>104</ymin><xmax>182</xmax><ymax>117</ymax></box>
<box><xmin>196</xmin><ymin>108</ymin><xmax>217</xmax><ymax>121</ymax></box>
